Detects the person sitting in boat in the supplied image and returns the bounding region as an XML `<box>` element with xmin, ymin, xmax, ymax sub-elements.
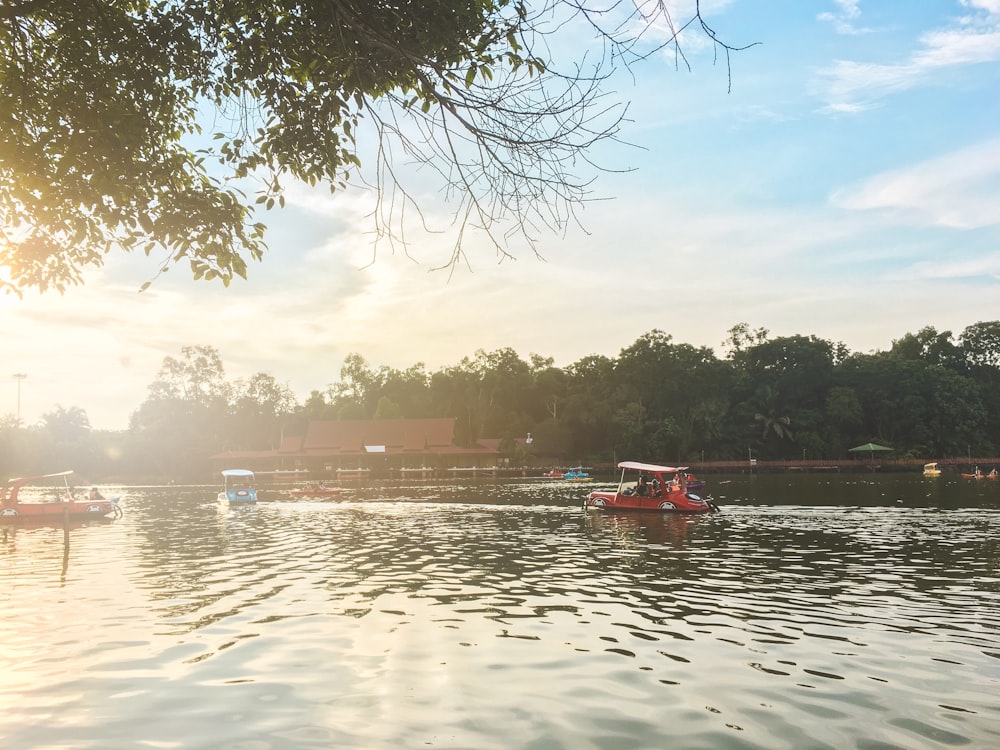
<box><xmin>650</xmin><ymin>477</ymin><xmax>662</xmax><ymax>496</ymax></box>
<box><xmin>636</xmin><ymin>475</ymin><xmax>650</xmax><ymax>497</ymax></box>
<box><xmin>88</xmin><ymin>487</ymin><xmax>105</xmax><ymax>500</ymax></box>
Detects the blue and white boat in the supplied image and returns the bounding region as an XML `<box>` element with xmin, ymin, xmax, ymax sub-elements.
<box><xmin>563</xmin><ymin>467</ymin><xmax>593</xmax><ymax>482</ymax></box>
<box><xmin>218</xmin><ymin>469</ymin><xmax>258</xmax><ymax>504</ymax></box>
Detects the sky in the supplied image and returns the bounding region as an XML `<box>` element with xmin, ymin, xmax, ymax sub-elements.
<box><xmin>4</xmin><ymin>0</ymin><xmax>1000</xmax><ymax>431</ymax></box>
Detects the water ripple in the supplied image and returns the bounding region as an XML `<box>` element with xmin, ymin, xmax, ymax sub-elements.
<box><xmin>2</xmin><ymin>483</ymin><xmax>999</xmax><ymax>748</ymax></box>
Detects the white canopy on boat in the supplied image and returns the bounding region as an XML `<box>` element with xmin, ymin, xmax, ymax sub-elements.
<box><xmin>617</xmin><ymin>461</ymin><xmax>689</xmax><ymax>473</ymax></box>
<box><xmin>221</xmin><ymin>469</ymin><xmax>255</xmax><ymax>478</ymax></box>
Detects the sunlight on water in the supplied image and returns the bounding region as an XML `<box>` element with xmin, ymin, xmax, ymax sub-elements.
<box><xmin>2</xmin><ymin>476</ymin><xmax>999</xmax><ymax>749</ymax></box>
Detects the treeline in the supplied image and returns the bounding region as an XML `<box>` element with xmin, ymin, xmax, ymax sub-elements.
<box><xmin>3</xmin><ymin>322</ymin><xmax>1000</xmax><ymax>481</ymax></box>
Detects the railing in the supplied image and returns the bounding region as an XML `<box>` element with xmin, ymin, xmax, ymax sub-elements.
<box><xmin>591</xmin><ymin>457</ymin><xmax>1000</xmax><ymax>474</ymax></box>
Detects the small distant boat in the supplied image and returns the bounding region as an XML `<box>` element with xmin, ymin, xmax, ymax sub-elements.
<box><xmin>1</xmin><ymin>470</ymin><xmax>122</xmax><ymax>522</ymax></box>
<box><xmin>960</xmin><ymin>467</ymin><xmax>997</xmax><ymax>480</ymax></box>
<box><xmin>218</xmin><ymin>469</ymin><xmax>258</xmax><ymax>504</ymax></box>
<box><xmin>542</xmin><ymin>467</ymin><xmax>594</xmax><ymax>481</ymax></box>
<box><xmin>585</xmin><ymin>461</ymin><xmax>719</xmax><ymax>514</ymax></box>
<box><xmin>563</xmin><ymin>467</ymin><xmax>593</xmax><ymax>482</ymax></box>
<box><xmin>288</xmin><ymin>482</ymin><xmax>342</xmax><ymax>498</ymax></box>
<box><xmin>923</xmin><ymin>462</ymin><xmax>941</xmax><ymax>477</ymax></box>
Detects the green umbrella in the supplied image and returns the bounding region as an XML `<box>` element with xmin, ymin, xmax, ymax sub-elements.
<box><xmin>849</xmin><ymin>442</ymin><xmax>892</xmax><ymax>470</ymax></box>
<box><xmin>849</xmin><ymin>442</ymin><xmax>893</xmax><ymax>453</ymax></box>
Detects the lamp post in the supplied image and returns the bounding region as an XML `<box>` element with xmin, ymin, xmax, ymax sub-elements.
<box><xmin>12</xmin><ymin>373</ymin><xmax>26</xmax><ymax>424</ymax></box>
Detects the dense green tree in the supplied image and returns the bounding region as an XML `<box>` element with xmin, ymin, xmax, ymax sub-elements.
<box><xmin>9</xmin><ymin>322</ymin><xmax>1000</xmax><ymax>480</ymax></box>
<box><xmin>722</xmin><ymin>322</ymin><xmax>770</xmax><ymax>359</ymax></box>
<box><xmin>378</xmin><ymin>364</ymin><xmax>433</xmax><ymax>418</ymax></box>
<box><xmin>751</xmin><ymin>385</ymin><xmax>793</xmax><ymax>442</ymax></box>
<box><xmin>823</xmin><ymin>385</ymin><xmax>863</xmax><ymax>456</ymax></box>
<box><xmin>227</xmin><ymin>372</ymin><xmax>298</xmax><ymax>449</ymax></box>
<box><xmin>40</xmin><ymin>404</ymin><xmax>91</xmax><ymax>442</ymax></box>
<box><xmin>560</xmin><ymin>354</ymin><xmax>617</xmax><ymax>461</ymax></box>
<box><xmin>429</xmin><ymin>361</ymin><xmax>482</xmax><ymax>446</ymax></box>
<box><xmin>958</xmin><ymin>321</ymin><xmax>1000</xmax><ymax>451</ymax></box>
<box><xmin>148</xmin><ymin>345</ymin><xmax>231</xmax><ymax>404</ymax></box>
<box><xmin>833</xmin><ymin>352</ymin><xmax>985</xmax><ymax>457</ymax></box>
<box><xmin>129</xmin><ymin>345</ymin><xmax>231</xmax><ymax>477</ymax></box>
<box><xmin>328</xmin><ymin>353</ymin><xmax>379</xmax><ymax>417</ymax></box>
<box><xmin>732</xmin><ymin>334</ymin><xmax>838</xmax><ymax>412</ymax></box>
<box><xmin>891</xmin><ymin>326</ymin><xmax>962</xmax><ymax>368</ymax></box>
<box><xmin>960</xmin><ymin>321</ymin><xmax>1000</xmax><ymax>369</ymax></box>
<box><xmin>33</xmin><ymin>405</ymin><xmax>95</xmax><ymax>477</ymax></box>
<box><xmin>374</xmin><ymin>395</ymin><xmax>402</xmax><ymax>420</ymax></box>
<box><xmin>465</xmin><ymin>347</ymin><xmax>535</xmax><ymax>440</ymax></box>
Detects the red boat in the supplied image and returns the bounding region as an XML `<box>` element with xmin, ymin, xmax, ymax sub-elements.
<box><xmin>1</xmin><ymin>471</ymin><xmax>122</xmax><ymax>522</ymax></box>
<box><xmin>288</xmin><ymin>482</ymin><xmax>343</xmax><ymax>498</ymax></box>
<box><xmin>962</xmin><ymin>468</ymin><xmax>998</xmax><ymax>479</ymax></box>
<box><xmin>584</xmin><ymin>461</ymin><xmax>719</xmax><ymax>513</ymax></box>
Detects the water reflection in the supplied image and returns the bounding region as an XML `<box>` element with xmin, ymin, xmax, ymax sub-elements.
<box><xmin>1</xmin><ymin>477</ymin><xmax>999</xmax><ymax>749</ymax></box>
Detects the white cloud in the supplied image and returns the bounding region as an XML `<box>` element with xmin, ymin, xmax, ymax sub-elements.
<box><xmin>962</xmin><ymin>0</ymin><xmax>1000</xmax><ymax>16</ymax></box>
<box><xmin>818</xmin><ymin>0</ymin><xmax>870</xmax><ymax>36</ymax></box>
<box><xmin>892</xmin><ymin>252</ymin><xmax>1000</xmax><ymax>281</ymax></box>
<box><xmin>818</xmin><ymin>4</ymin><xmax>1000</xmax><ymax>110</ymax></box>
<box><xmin>831</xmin><ymin>138</ymin><xmax>1000</xmax><ymax>229</ymax></box>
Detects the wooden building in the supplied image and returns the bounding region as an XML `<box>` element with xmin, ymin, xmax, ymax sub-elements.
<box><xmin>211</xmin><ymin>417</ymin><xmax>514</xmax><ymax>479</ymax></box>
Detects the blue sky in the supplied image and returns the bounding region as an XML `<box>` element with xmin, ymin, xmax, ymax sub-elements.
<box><xmin>4</xmin><ymin>0</ymin><xmax>1000</xmax><ymax>430</ymax></box>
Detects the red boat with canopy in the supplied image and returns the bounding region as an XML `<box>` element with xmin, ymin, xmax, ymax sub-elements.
<box><xmin>1</xmin><ymin>471</ymin><xmax>122</xmax><ymax>522</ymax></box>
<box><xmin>584</xmin><ymin>461</ymin><xmax>719</xmax><ymax>513</ymax></box>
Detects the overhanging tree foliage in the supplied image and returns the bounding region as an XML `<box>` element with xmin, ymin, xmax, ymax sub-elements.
<box><xmin>1</xmin><ymin>0</ymin><xmax>750</xmax><ymax>294</ymax></box>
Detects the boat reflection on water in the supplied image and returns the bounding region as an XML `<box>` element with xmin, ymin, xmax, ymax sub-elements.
<box><xmin>584</xmin><ymin>508</ymin><xmax>707</xmax><ymax>546</ymax></box>
<box><xmin>1</xmin><ymin>518</ymin><xmax>115</xmax><ymax>583</ymax></box>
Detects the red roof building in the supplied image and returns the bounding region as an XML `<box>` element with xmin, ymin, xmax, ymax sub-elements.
<box><xmin>211</xmin><ymin>418</ymin><xmax>509</xmax><ymax>478</ymax></box>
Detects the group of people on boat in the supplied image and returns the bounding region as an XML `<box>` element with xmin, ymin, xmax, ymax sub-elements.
<box><xmin>59</xmin><ymin>487</ymin><xmax>105</xmax><ymax>502</ymax></box>
<box><xmin>628</xmin><ymin>471</ymin><xmax>691</xmax><ymax>497</ymax></box>
<box><xmin>967</xmin><ymin>467</ymin><xmax>998</xmax><ymax>479</ymax></box>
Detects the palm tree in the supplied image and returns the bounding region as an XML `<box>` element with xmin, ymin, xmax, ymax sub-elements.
<box><xmin>752</xmin><ymin>386</ymin><xmax>794</xmax><ymax>441</ymax></box>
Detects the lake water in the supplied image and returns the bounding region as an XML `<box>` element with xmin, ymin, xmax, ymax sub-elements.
<box><xmin>2</xmin><ymin>474</ymin><xmax>999</xmax><ymax>749</ymax></box>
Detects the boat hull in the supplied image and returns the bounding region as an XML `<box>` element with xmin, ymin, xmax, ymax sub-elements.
<box><xmin>218</xmin><ymin>489</ymin><xmax>257</xmax><ymax>504</ymax></box>
<box><xmin>585</xmin><ymin>489</ymin><xmax>717</xmax><ymax>513</ymax></box>
<box><xmin>0</xmin><ymin>499</ymin><xmax>121</xmax><ymax>522</ymax></box>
